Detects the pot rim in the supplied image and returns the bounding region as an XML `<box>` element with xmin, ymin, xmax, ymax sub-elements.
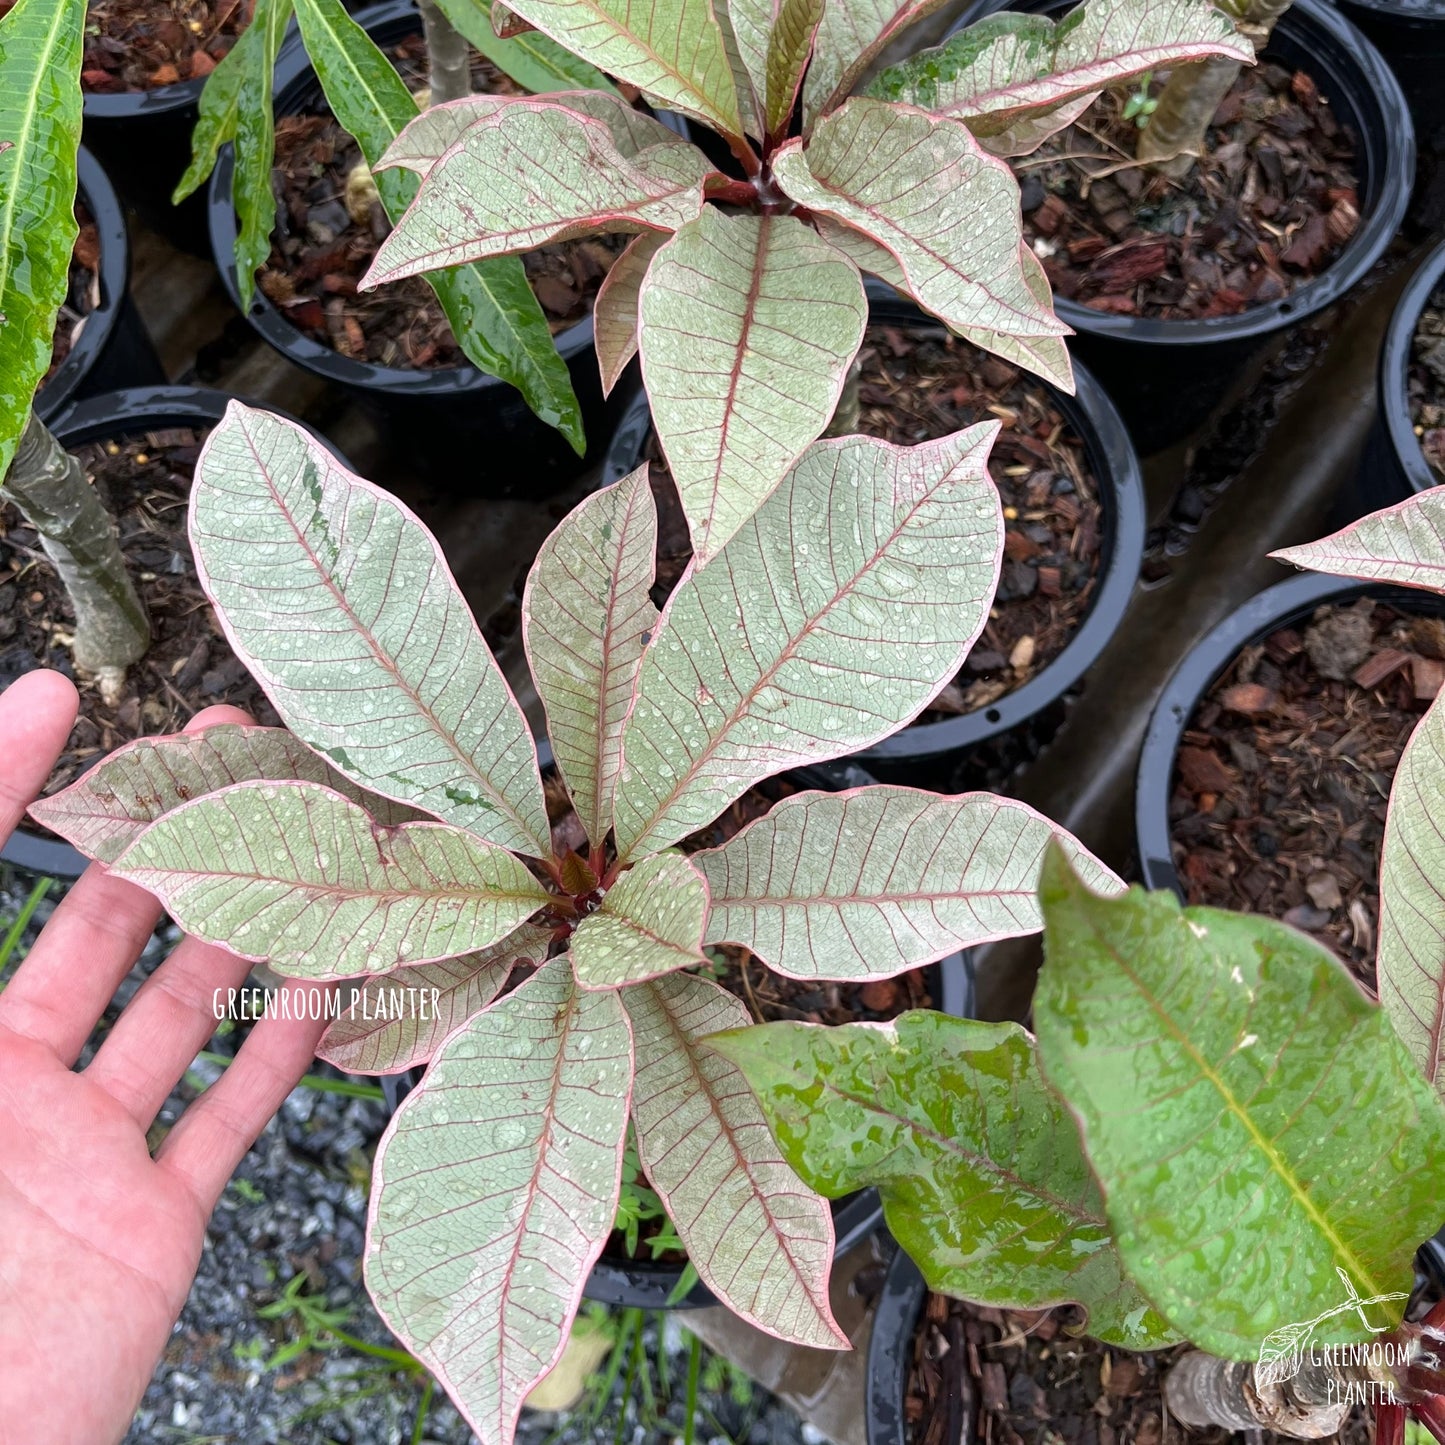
<box><xmin>1134</xmin><ymin>570</ymin><xmax>1445</xmax><ymax>899</ymax></box>
<box><xmin>35</xmin><ymin>148</ymin><xmax>130</xmax><ymax>424</ymax></box>
<box><xmin>949</xmin><ymin>0</ymin><xmax>1414</xmax><ymax>345</ymax></box>
<box><xmin>206</xmin><ymin>0</ymin><xmax>600</xmax><ymax>398</ymax></box>
<box><xmin>1380</xmin><ymin>235</ymin><xmax>1445</xmax><ymax>495</ymax></box>
<box><xmin>864</xmin><ymin>1245</ymin><xmax>932</xmax><ymax>1445</ymax></box>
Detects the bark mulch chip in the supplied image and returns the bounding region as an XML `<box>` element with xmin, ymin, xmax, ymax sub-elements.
<box><xmin>855</xmin><ymin>324</ymin><xmax>1103</xmax><ymax>720</ymax></box>
<box><xmin>906</xmin><ymin>1295</ymin><xmax>1370</xmax><ymax>1445</ymax></box>
<box><xmin>1168</xmin><ymin>599</ymin><xmax>1440</xmax><ymax>990</ymax></box>
<box><xmin>81</xmin><ymin>0</ymin><xmax>244</xmax><ymax>90</ymax></box>
<box><xmin>0</xmin><ymin>426</ymin><xmax>278</xmax><ymax>820</ymax></box>
<box><xmin>1021</xmin><ymin>61</ymin><xmax>1360</xmax><ymax>321</ymax></box>
<box><xmin>260</xmin><ymin>33</ymin><xmax>622</xmax><ymax>369</ymax></box>
<box><xmin>1409</xmin><ymin>282</ymin><xmax>1445</xmax><ymax>484</ymax></box>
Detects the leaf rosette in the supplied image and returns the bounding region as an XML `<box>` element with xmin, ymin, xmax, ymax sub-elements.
<box><xmin>37</xmin><ymin>402</ymin><xmax>1118</xmax><ymax>1444</ymax></box>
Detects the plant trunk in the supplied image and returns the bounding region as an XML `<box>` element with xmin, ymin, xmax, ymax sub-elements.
<box><xmin>1137</xmin><ymin>0</ymin><xmax>1293</xmax><ymax>177</ymax></box>
<box><xmin>3</xmin><ymin>412</ymin><xmax>149</xmax><ymax>702</ymax></box>
<box><xmin>825</xmin><ymin>359</ymin><xmax>861</xmax><ymax>437</ymax></box>
<box><xmin>1164</xmin><ymin>1351</ymin><xmax>1376</xmax><ymax>1439</ymax></box>
<box><xmin>418</xmin><ymin>0</ymin><xmax>471</xmax><ymax>105</ymax></box>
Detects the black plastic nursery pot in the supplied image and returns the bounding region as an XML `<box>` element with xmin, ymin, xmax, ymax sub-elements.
<box><xmin>1332</xmin><ymin>0</ymin><xmax>1445</xmax><ymax>222</ymax></box>
<box><xmin>209</xmin><ymin>0</ymin><xmax>624</xmax><ymax>495</ymax></box>
<box><xmin>1135</xmin><ymin>570</ymin><xmax>1445</xmax><ymax>897</ymax></box>
<box><xmin>1354</xmin><ymin>233</ymin><xmax>1445</xmax><ymax>511</ymax></box>
<box><xmin>34</xmin><ymin>147</ymin><xmax>166</xmax><ymax>427</ymax></box>
<box><xmin>951</xmin><ymin>0</ymin><xmax>1413</xmax><ymax>457</ymax></box>
<box><xmin>865</xmin><ymin>1246</ymin><xmax>937</xmax><ymax>1445</ymax></box>
<box><xmin>82</xmin><ymin>64</ymin><xmax>217</xmax><ymax>256</ymax></box>
<box><xmin>0</xmin><ymin>385</ymin><xmax>336</xmax><ymax>882</ymax></box>
<box><xmin>383</xmin><ymin>754</ymin><xmax>977</xmax><ymax>1313</ymax></box>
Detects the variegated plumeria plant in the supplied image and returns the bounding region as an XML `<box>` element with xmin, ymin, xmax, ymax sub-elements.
<box><xmin>32</xmin><ymin>399</ymin><xmax>1118</xmax><ymax>1445</ymax></box>
<box><xmin>357</xmin><ymin>0</ymin><xmax>1251</xmax><ymax>564</ymax></box>
<box><xmin>715</xmin><ymin>494</ymin><xmax>1445</xmax><ymax>1442</ymax></box>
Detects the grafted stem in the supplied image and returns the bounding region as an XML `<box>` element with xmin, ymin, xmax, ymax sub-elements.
<box><xmin>3</xmin><ymin>412</ymin><xmax>149</xmax><ymax>700</ymax></box>
<box><xmin>1136</xmin><ymin>0</ymin><xmax>1292</xmax><ymax>178</ymax></box>
<box><xmin>1164</xmin><ymin>1350</ymin><xmax>1404</xmax><ymax>1439</ymax></box>
<box><xmin>418</xmin><ymin>0</ymin><xmax>471</xmax><ymax>105</ymax></box>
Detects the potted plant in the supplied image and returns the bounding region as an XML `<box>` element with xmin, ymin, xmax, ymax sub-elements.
<box><xmin>903</xmin><ymin>0</ymin><xmax>1413</xmax><ymax>455</ymax></box>
<box><xmin>30</xmin><ymin>395</ymin><xmax>1132</xmax><ymax>1442</ymax></box>
<box><xmin>187</xmin><ymin>0</ymin><xmax>619</xmax><ymax>485</ymax></box>
<box><xmin>0</xmin><ymin>0</ymin><xmax>330</xmax><ymax>880</ymax></box>
<box><xmin>353</xmin><ymin>0</ymin><xmax>1250</xmax><ymax>547</ymax></box>
<box><xmin>721</xmin><ymin>486</ymin><xmax>1445</xmax><ymax>1445</ymax></box>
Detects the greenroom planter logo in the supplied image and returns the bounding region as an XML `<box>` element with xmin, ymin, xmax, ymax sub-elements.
<box><xmin>1255</xmin><ymin>1267</ymin><xmax>1411</xmax><ymax>1403</ymax></box>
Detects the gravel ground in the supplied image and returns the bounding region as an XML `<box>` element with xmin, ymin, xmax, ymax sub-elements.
<box><xmin>1</xmin><ymin>866</ymin><xmax>811</xmax><ymax>1445</ymax></box>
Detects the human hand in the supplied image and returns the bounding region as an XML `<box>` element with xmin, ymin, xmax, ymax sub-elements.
<box><xmin>0</xmin><ymin>671</ymin><xmax>331</xmax><ymax>1445</ymax></box>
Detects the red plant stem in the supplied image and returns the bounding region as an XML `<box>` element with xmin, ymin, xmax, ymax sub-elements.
<box><xmin>721</xmin><ymin>130</ymin><xmax>762</xmax><ymax>177</ymax></box>
<box><xmin>1416</xmin><ymin>1395</ymin><xmax>1445</xmax><ymax>1445</ymax></box>
<box><xmin>706</xmin><ymin>177</ymin><xmax>759</xmax><ymax>206</ymax></box>
<box><xmin>1377</xmin><ymin>1402</ymin><xmax>1406</xmax><ymax>1445</ymax></box>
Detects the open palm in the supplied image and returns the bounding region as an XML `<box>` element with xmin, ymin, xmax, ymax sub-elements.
<box><xmin>0</xmin><ymin>671</ymin><xmax>331</xmax><ymax>1445</ymax></box>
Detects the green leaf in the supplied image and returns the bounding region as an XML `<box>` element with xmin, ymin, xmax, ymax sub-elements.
<box><xmin>865</xmin><ymin>0</ymin><xmax>1251</xmax><ymax>135</ymax></box>
<box><xmin>231</xmin><ymin>0</ymin><xmax>294</xmax><ymax>314</ymax></box>
<box><xmin>428</xmin><ymin>0</ymin><xmax>619</xmax><ymax>93</ymax></box>
<box><xmin>366</xmin><ymin>959</ymin><xmax>632</xmax><ymax>1445</ymax></box>
<box><xmin>1378</xmin><ymin>692</ymin><xmax>1445</xmax><ymax>1100</ymax></box>
<box><xmin>1272</xmin><ymin>489</ymin><xmax>1445</xmax><ymax>594</ymax></box>
<box><xmin>696</xmin><ymin>786</ymin><xmax>1121</xmax><ymax>980</ymax></box>
<box><xmin>191</xmin><ymin>403</ymin><xmax>551</xmax><ymax>855</ymax></box>
<box><xmin>1033</xmin><ymin>846</ymin><xmax>1445</xmax><ymax>1359</ymax></box>
<box><xmin>801</xmin><ymin>0</ymin><xmax>952</xmax><ymax>125</ymax></box>
<box><xmin>109</xmin><ymin>780</ymin><xmax>549</xmax><ymax>978</ymax></box>
<box><xmin>728</xmin><ymin>0</ymin><xmax>825</xmax><ymax>137</ymax></box>
<box><xmin>638</xmin><ymin>208</ymin><xmax>867</xmax><ymax>563</ymax></box>
<box><xmin>570</xmin><ymin>851</ymin><xmax>709</xmax><ymax>988</ymax></box>
<box><xmin>27</xmin><ymin>724</ymin><xmax>423</xmax><ymax>863</ymax></box>
<box><xmin>495</xmin><ymin>0</ymin><xmax>743</xmax><ymax>134</ymax></box>
<box><xmin>0</xmin><ymin>0</ymin><xmax>85</xmax><ymax>478</ymax></box>
<box><xmin>293</xmin><ymin>0</ymin><xmax>584</xmax><ymax>455</ymax></box>
<box><xmin>623</xmin><ymin>973</ymin><xmax>845</xmax><ymax>1346</ymax></box>
<box><xmin>708</xmin><ymin>1012</ymin><xmax>1177</xmax><ymax>1349</ymax></box>
<box><xmin>773</xmin><ymin>100</ymin><xmax>1067</xmax><ymax>355</ymax></box>
<box><xmin>363</xmin><ymin>98</ymin><xmax>712</xmax><ymax>286</ymax></box>
<box><xmin>593</xmin><ymin>231</ymin><xmax>665</xmax><ymax>396</ymax></box>
<box><xmin>173</xmin><ymin>23</ymin><xmax>250</xmax><ymax>202</ymax></box>
<box><xmin>317</xmin><ymin>922</ymin><xmax>550</xmax><ymax>1073</ymax></box>
<box><xmin>612</xmin><ymin>424</ymin><xmax>1003</xmax><ymax>858</ymax></box>
<box><xmin>816</xmin><ymin>221</ymin><xmax>1074</xmax><ymax>392</ymax></box>
<box><xmin>522</xmin><ymin>464</ymin><xmax>658</xmax><ymax>845</ymax></box>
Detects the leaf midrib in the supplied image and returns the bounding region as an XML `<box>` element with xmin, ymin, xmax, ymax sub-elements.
<box><xmin>625</xmin><ymin>440</ymin><xmax>993</xmax><ymax>853</ymax></box>
<box><xmin>814</xmin><ymin>1075</ymin><xmax>1106</xmax><ymax>1229</ymax></box>
<box><xmin>232</xmin><ymin>418</ymin><xmax>545</xmax><ymax>853</ymax></box>
<box><xmin>0</xmin><ymin>0</ymin><xmax>77</xmax><ymax>322</ymax></box>
<box><xmin>1079</xmin><ymin>915</ymin><xmax>1385</xmax><ymax>1298</ymax></box>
